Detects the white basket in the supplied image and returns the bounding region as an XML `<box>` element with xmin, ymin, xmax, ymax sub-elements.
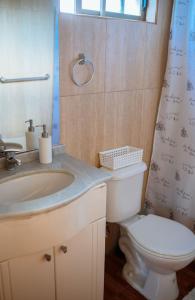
<box><xmin>99</xmin><ymin>146</ymin><xmax>143</xmax><ymax>170</ymax></box>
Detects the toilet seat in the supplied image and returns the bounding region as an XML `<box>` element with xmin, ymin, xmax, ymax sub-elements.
<box><xmin>130</xmin><ymin>235</ymin><xmax>195</xmax><ymax>262</ymax></box>
<box><xmin>124</xmin><ymin>214</ymin><xmax>195</xmax><ymax>259</ymax></box>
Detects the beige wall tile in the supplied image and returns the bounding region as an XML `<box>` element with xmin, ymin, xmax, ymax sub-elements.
<box><xmin>103</xmin><ymin>91</ymin><xmax>143</xmax><ymax>148</ymax></box>
<box><xmin>60</xmin><ymin>94</ymin><xmax>105</xmax><ymax>166</ymax></box>
<box><xmin>105</xmin><ymin>19</ymin><xmax>146</xmax><ymax>92</ymax></box>
<box><xmin>104</xmin><ymin>89</ymin><xmax>160</xmax><ymax>204</ymax></box>
<box><xmin>59</xmin><ymin>1</ymin><xmax>173</xmax><ymax>174</ymax></box>
<box><xmin>60</xmin><ymin>89</ymin><xmax>160</xmax><ymax>170</ymax></box>
<box><xmin>104</xmin><ymin>89</ymin><xmax>160</xmax><ymax>165</ymax></box>
<box><xmin>144</xmin><ymin>0</ymin><xmax>173</xmax><ymax>89</ymax></box>
<box><xmin>60</xmin><ymin>14</ymin><xmax>106</xmax><ymax>96</ymax></box>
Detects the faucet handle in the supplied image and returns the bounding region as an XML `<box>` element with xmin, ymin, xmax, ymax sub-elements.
<box><xmin>0</xmin><ymin>134</ymin><xmax>4</xmax><ymax>146</ymax></box>
<box><xmin>3</xmin><ymin>147</ymin><xmax>22</xmax><ymax>153</ymax></box>
<box><xmin>1</xmin><ymin>143</ymin><xmax>23</xmax><ymax>152</ymax></box>
<box><xmin>4</xmin><ymin>151</ymin><xmax>22</xmax><ymax>171</ymax></box>
<box><xmin>0</xmin><ymin>143</ymin><xmax>23</xmax><ymax>160</ymax></box>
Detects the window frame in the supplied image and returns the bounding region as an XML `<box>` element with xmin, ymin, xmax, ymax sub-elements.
<box><xmin>75</xmin><ymin>0</ymin><xmax>148</xmax><ymax>22</ymax></box>
<box><xmin>76</xmin><ymin>0</ymin><xmax>100</xmax><ymax>16</ymax></box>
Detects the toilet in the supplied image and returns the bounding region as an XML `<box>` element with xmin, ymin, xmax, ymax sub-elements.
<box><xmin>104</xmin><ymin>162</ymin><xmax>195</xmax><ymax>300</ymax></box>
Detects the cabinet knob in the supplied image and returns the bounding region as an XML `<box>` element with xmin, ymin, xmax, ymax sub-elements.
<box><xmin>44</xmin><ymin>254</ymin><xmax>52</xmax><ymax>261</ymax></box>
<box><xmin>60</xmin><ymin>245</ymin><xmax>68</xmax><ymax>254</ymax></box>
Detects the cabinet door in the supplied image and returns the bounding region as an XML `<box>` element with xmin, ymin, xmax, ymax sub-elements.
<box><xmin>0</xmin><ymin>261</ymin><xmax>13</xmax><ymax>300</ymax></box>
<box><xmin>0</xmin><ymin>266</ymin><xmax>4</xmax><ymax>300</ymax></box>
<box><xmin>55</xmin><ymin>218</ymin><xmax>106</xmax><ymax>300</ymax></box>
<box><xmin>91</xmin><ymin>218</ymin><xmax>106</xmax><ymax>300</ymax></box>
<box><xmin>55</xmin><ymin>224</ymin><xmax>93</xmax><ymax>300</ymax></box>
<box><xmin>8</xmin><ymin>249</ymin><xmax>55</xmax><ymax>300</ymax></box>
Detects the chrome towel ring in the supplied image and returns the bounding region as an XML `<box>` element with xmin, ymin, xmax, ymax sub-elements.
<box><xmin>71</xmin><ymin>53</ymin><xmax>94</xmax><ymax>87</ymax></box>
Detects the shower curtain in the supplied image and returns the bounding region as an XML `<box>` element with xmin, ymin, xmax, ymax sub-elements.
<box><xmin>145</xmin><ymin>0</ymin><xmax>195</xmax><ymax>232</ymax></box>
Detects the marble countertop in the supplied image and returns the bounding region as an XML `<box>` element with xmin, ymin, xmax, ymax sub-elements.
<box><xmin>0</xmin><ymin>151</ymin><xmax>112</xmax><ymax>219</ymax></box>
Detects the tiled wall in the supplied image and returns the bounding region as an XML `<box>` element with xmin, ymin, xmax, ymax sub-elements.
<box><xmin>60</xmin><ymin>0</ymin><xmax>173</xmax><ymax>192</ymax></box>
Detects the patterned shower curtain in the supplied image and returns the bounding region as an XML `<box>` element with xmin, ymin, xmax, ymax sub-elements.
<box><xmin>145</xmin><ymin>0</ymin><xmax>195</xmax><ymax>232</ymax></box>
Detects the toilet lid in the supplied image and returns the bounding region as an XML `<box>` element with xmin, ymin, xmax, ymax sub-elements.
<box><xmin>128</xmin><ymin>215</ymin><xmax>195</xmax><ymax>257</ymax></box>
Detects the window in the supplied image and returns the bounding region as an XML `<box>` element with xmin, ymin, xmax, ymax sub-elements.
<box><xmin>60</xmin><ymin>0</ymin><xmax>148</xmax><ymax>21</ymax></box>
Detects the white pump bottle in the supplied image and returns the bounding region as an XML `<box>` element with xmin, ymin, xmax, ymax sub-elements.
<box><xmin>36</xmin><ymin>124</ymin><xmax>52</xmax><ymax>164</ymax></box>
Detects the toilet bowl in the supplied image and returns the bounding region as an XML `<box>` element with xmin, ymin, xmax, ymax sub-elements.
<box><xmin>103</xmin><ymin>163</ymin><xmax>195</xmax><ymax>300</ymax></box>
<box><xmin>119</xmin><ymin>214</ymin><xmax>195</xmax><ymax>300</ymax></box>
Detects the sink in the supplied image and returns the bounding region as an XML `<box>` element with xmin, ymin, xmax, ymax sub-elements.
<box><xmin>0</xmin><ymin>171</ymin><xmax>75</xmax><ymax>205</ymax></box>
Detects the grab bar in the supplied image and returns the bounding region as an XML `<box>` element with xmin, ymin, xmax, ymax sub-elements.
<box><xmin>0</xmin><ymin>74</ymin><xmax>50</xmax><ymax>84</ymax></box>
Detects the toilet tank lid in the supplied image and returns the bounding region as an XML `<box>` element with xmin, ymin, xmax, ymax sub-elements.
<box><xmin>102</xmin><ymin>162</ymin><xmax>147</xmax><ymax>180</ymax></box>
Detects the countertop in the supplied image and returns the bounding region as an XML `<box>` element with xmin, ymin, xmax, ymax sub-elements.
<box><xmin>0</xmin><ymin>152</ymin><xmax>112</xmax><ymax>219</ymax></box>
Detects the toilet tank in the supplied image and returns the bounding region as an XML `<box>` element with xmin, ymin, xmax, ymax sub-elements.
<box><xmin>103</xmin><ymin>162</ymin><xmax>147</xmax><ymax>223</ymax></box>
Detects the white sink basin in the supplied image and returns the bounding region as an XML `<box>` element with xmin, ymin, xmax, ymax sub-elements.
<box><xmin>0</xmin><ymin>171</ymin><xmax>74</xmax><ymax>205</ymax></box>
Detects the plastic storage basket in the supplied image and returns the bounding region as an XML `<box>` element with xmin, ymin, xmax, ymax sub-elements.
<box><xmin>99</xmin><ymin>146</ymin><xmax>143</xmax><ymax>170</ymax></box>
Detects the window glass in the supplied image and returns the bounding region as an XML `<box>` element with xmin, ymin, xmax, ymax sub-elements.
<box><xmin>124</xmin><ymin>0</ymin><xmax>141</xmax><ymax>16</ymax></box>
<box><xmin>60</xmin><ymin>0</ymin><xmax>75</xmax><ymax>13</ymax></box>
<box><xmin>106</xmin><ymin>0</ymin><xmax>122</xmax><ymax>13</ymax></box>
<box><xmin>82</xmin><ymin>0</ymin><xmax>100</xmax><ymax>11</ymax></box>
<box><xmin>59</xmin><ymin>0</ymin><xmax>154</xmax><ymax>22</ymax></box>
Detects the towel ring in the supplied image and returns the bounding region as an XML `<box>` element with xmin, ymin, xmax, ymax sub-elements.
<box><xmin>72</xmin><ymin>54</ymin><xmax>94</xmax><ymax>87</ymax></box>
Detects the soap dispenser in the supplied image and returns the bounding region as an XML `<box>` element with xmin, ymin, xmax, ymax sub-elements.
<box><xmin>36</xmin><ymin>124</ymin><xmax>52</xmax><ymax>164</ymax></box>
<box><xmin>25</xmin><ymin>119</ymin><xmax>37</xmax><ymax>151</ymax></box>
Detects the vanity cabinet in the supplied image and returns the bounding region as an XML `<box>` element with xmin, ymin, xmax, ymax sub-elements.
<box><xmin>0</xmin><ymin>184</ymin><xmax>106</xmax><ymax>300</ymax></box>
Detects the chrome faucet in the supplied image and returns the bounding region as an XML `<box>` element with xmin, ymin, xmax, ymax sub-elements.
<box><xmin>0</xmin><ymin>135</ymin><xmax>23</xmax><ymax>171</ymax></box>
